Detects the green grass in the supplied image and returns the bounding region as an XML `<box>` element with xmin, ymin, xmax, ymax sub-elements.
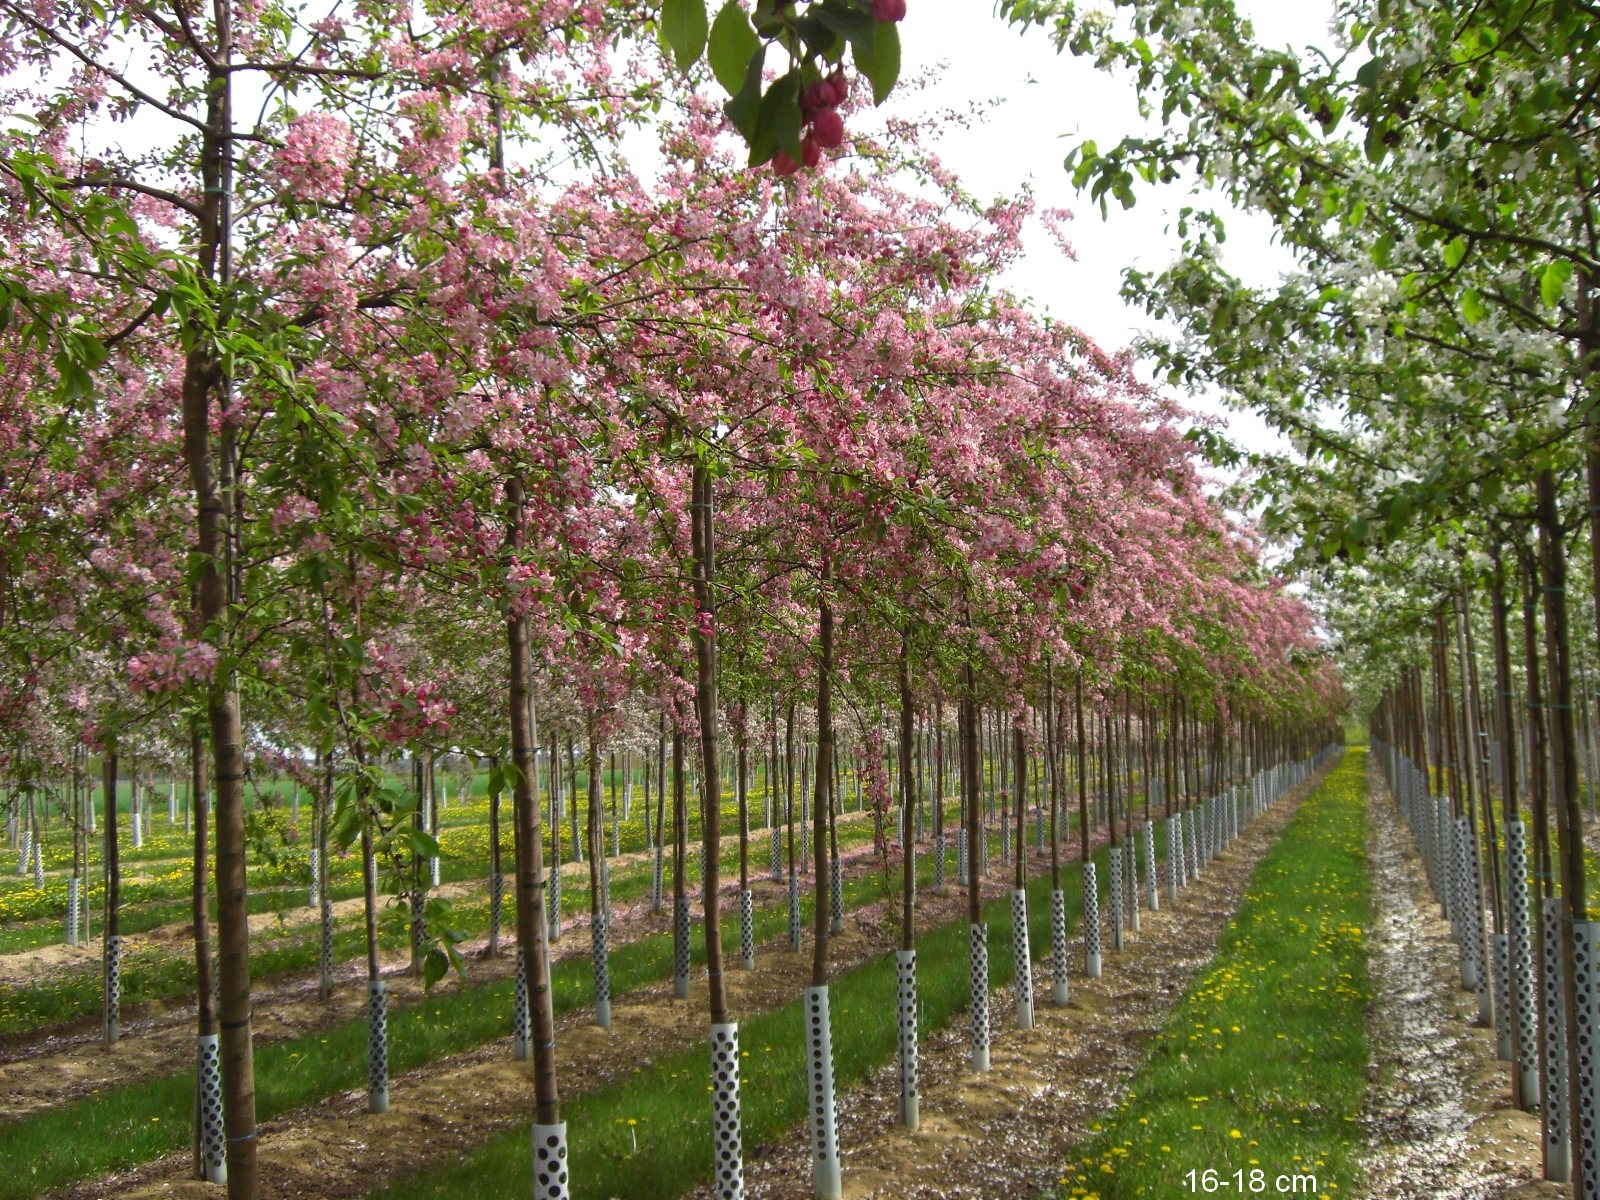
<box><xmin>366</xmin><ymin>840</ymin><xmax>1134</xmax><ymax>1200</ymax></box>
<box><xmin>0</xmin><ymin>820</ymin><xmax>884</xmax><ymax>1033</ymax></box>
<box><xmin>1054</xmin><ymin>750</ymin><xmax>1369</xmax><ymax>1200</ymax></box>
<box><xmin>0</xmin><ymin>839</ymin><xmax>958</xmax><ymax>1200</ymax></box>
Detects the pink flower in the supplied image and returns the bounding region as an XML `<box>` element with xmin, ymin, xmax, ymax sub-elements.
<box><xmin>274</xmin><ymin>112</ymin><xmax>354</xmax><ymax>202</ymax></box>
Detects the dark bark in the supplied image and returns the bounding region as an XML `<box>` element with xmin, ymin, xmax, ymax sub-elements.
<box><xmin>506</xmin><ymin>477</ymin><xmax>558</xmax><ymax>1125</ymax></box>
<box><xmin>811</xmin><ymin>594</ymin><xmax>835</xmax><ymax>985</ymax></box>
<box><xmin>103</xmin><ymin>748</ymin><xmax>119</xmax><ymax>1047</ymax></box>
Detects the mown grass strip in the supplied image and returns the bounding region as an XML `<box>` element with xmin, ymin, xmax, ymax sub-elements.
<box><xmin>0</xmin><ymin>821</ymin><xmax>880</xmax><ymax>1032</ymax></box>
<box><xmin>0</xmin><ymin>841</ymin><xmax>942</xmax><ymax>1200</ymax></box>
<box><xmin>1053</xmin><ymin>750</ymin><xmax>1368</xmax><ymax>1200</ymax></box>
<box><xmin>366</xmin><ymin>837</ymin><xmax>1144</xmax><ymax>1200</ymax></box>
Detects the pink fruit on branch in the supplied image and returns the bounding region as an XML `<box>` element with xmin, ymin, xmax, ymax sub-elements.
<box><xmin>811</xmin><ymin>109</ymin><xmax>845</xmax><ymax>149</ymax></box>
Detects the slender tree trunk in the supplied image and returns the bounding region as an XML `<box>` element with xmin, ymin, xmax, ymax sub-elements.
<box><xmin>812</xmin><ymin>593</ymin><xmax>835</xmax><ymax>986</ymax></box>
<box><xmin>193</xmin><ymin>723</ymin><xmax>216</xmax><ymax>1034</ymax></box>
<box><xmin>899</xmin><ymin>638</ymin><xmax>915</xmax><ymax>949</ymax></box>
<box><xmin>1076</xmin><ymin>676</ymin><xmax>1088</xmax><ymax>861</ymax></box>
<box><xmin>506</xmin><ymin>478</ymin><xmax>558</xmax><ymax>1126</ymax></box>
<box><xmin>103</xmin><ymin>748</ymin><xmax>119</xmax><ymax>1047</ymax></box>
<box><xmin>690</xmin><ymin>463</ymin><xmax>727</xmax><ymax>1022</ymax></box>
<box><xmin>965</xmin><ymin>663</ymin><xmax>982</xmax><ymax>925</ymax></box>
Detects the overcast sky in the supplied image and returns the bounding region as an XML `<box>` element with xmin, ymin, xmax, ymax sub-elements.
<box><xmin>872</xmin><ymin>0</ymin><xmax>1342</xmax><ymax>457</ymax></box>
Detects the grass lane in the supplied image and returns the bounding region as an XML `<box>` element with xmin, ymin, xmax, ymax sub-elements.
<box><xmin>1054</xmin><ymin>749</ymin><xmax>1369</xmax><ymax>1200</ymax></box>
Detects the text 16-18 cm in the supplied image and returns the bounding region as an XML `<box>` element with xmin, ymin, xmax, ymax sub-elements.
<box><xmin>1183</xmin><ymin>1168</ymin><xmax>1319</xmax><ymax>1194</ymax></box>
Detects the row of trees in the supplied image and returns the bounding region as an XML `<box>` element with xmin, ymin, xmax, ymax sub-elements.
<box><xmin>1</xmin><ymin>5</ymin><xmax>1344</xmax><ymax>1200</ymax></box>
<box><xmin>998</xmin><ymin>1</ymin><xmax>1594</xmax><ymax>1196</ymax></box>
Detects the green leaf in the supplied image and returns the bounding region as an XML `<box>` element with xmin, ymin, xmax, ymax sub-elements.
<box><xmin>749</xmin><ymin>70</ymin><xmax>801</xmax><ymax>166</ymax></box>
<box><xmin>1461</xmin><ymin>287</ymin><xmax>1486</xmax><ymax>323</ymax></box>
<box><xmin>1442</xmin><ymin>236</ymin><xmax>1467</xmax><ymax>269</ymax></box>
<box><xmin>724</xmin><ymin>46</ymin><xmax>765</xmax><ymax>140</ymax></box>
<box><xmin>402</xmin><ymin>827</ymin><xmax>444</xmax><ymax>860</ymax></box>
<box><xmin>662</xmin><ymin>0</ymin><xmax>709</xmax><ymax>73</ymax></box>
<box><xmin>1541</xmin><ymin>259</ymin><xmax>1573</xmax><ymax>307</ymax></box>
<box><xmin>708</xmin><ymin>1</ymin><xmax>760</xmax><ymax>94</ymax></box>
<box><xmin>423</xmin><ymin>946</ymin><xmax>449</xmax><ymax>990</ymax></box>
<box><xmin>852</xmin><ymin>20</ymin><xmax>900</xmax><ymax>104</ymax></box>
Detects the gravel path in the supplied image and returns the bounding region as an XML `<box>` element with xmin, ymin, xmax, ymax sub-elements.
<box><xmin>1357</xmin><ymin>756</ymin><xmax>1554</xmax><ymax>1199</ymax></box>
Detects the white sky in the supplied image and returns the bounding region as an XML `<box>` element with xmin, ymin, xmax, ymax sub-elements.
<box><xmin>870</xmin><ymin>0</ymin><xmax>1342</xmax><ymax>458</ymax></box>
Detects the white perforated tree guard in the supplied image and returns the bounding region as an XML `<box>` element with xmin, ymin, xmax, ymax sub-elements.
<box><xmin>66</xmin><ymin>876</ymin><xmax>80</xmax><ymax>946</ymax></box>
<box><xmin>806</xmin><ymin>986</ymin><xmax>842</xmax><ymax>1200</ymax></box>
<box><xmin>896</xmin><ymin>950</ymin><xmax>919</xmax><ymax>1128</ymax></box>
<box><xmin>674</xmin><ymin>893</ymin><xmax>691</xmax><ymax>1000</ymax></box>
<box><xmin>1166</xmin><ymin>817</ymin><xmax>1180</xmax><ymax>902</ymax></box>
<box><xmin>513</xmin><ymin>944</ymin><xmax>531</xmax><ymax>1061</ymax></box>
<box><xmin>711</xmin><ymin>1022</ymin><xmax>745</xmax><ymax>1199</ymax></box>
<box><xmin>1455</xmin><ymin>816</ymin><xmax>1479</xmax><ymax>988</ymax></box>
<box><xmin>829</xmin><ymin>858</ymin><xmax>843</xmax><ymax>935</ymax></box>
<box><xmin>771</xmin><ymin>827</ymin><xmax>783</xmax><ymax>882</ymax></box>
<box><xmin>1507</xmin><ymin>819</ymin><xmax>1540</xmax><ymax>1108</ymax></box>
<box><xmin>979</xmin><ymin>823</ymin><xmax>990</xmax><ymax>876</ymax></box>
<box><xmin>1108</xmin><ymin>847</ymin><xmax>1124</xmax><ymax>954</ymax></box>
<box><xmin>367</xmin><ymin>979</ymin><xmax>389</xmax><ymax>1113</ymax></box>
<box><xmin>1000</xmin><ymin>811</ymin><xmax>1011</xmax><ymax>868</ymax></box>
<box><xmin>1050</xmin><ymin>888</ymin><xmax>1069</xmax><ymax>1006</ymax></box>
<box><xmin>309</xmin><ymin>847</ymin><xmax>320</xmax><ymax>907</ymax></box>
<box><xmin>1437</xmin><ymin>796</ymin><xmax>1454</xmax><ymax>922</ymax></box>
<box><xmin>1184</xmin><ymin>809</ymin><xmax>1199</xmax><ymax>881</ymax></box>
<box><xmin>788</xmin><ymin>875</ymin><xmax>802</xmax><ymax>952</ymax></box>
<box><xmin>652</xmin><ymin>845</ymin><xmax>664</xmax><ymax>914</ymax></box>
<box><xmin>532</xmin><ymin>1122</ymin><xmax>570</xmax><ymax>1200</ymax></box>
<box><xmin>934</xmin><ymin>832</ymin><xmax>946</xmax><ymax>896</ymax></box>
<box><xmin>490</xmin><ymin>872</ymin><xmax>504</xmax><ymax>944</ymax></box>
<box><xmin>591</xmin><ymin>909</ymin><xmax>611</xmax><ymax>1029</ymax></box>
<box><xmin>969</xmin><ymin>923</ymin><xmax>990</xmax><ymax>1072</ymax></box>
<box><xmin>1144</xmin><ymin>823</ymin><xmax>1158</xmax><ymax>912</ymax></box>
<box><xmin>106</xmin><ymin>933</ymin><xmax>121</xmax><ymax>1039</ymax></box>
<box><xmin>1544</xmin><ymin>896</ymin><xmax>1571</xmax><ymax>1183</ymax></box>
<box><xmin>16</xmin><ymin>828</ymin><xmax>28</xmax><ymax>875</ymax></box>
<box><xmin>1493</xmin><ymin>932</ymin><xmax>1512</xmax><ymax>1060</ymax></box>
<box><xmin>1570</xmin><ymin>921</ymin><xmax>1600</xmax><ymax>1193</ymax></box>
<box><xmin>1125</xmin><ymin>839</ymin><xmax>1140</xmax><ymax>933</ymax></box>
<box><xmin>197</xmin><ymin>1032</ymin><xmax>226</xmax><ymax>1183</ymax></box>
<box><xmin>1011</xmin><ymin>888</ymin><xmax>1034</xmax><ymax>1029</ymax></box>
<box><xmin>699</xmin><ymin>845</ymin><xmax>707</xmax><ymax>893</ymax></box>
<box><xmin>740</xmin><ymin>889</ymin><xmax>755</xmax><ymax>970</ymax></box>
<box><xmin>957</xmin><ymin>828</ymin><xmax>968</xmax><ymax>887</ymax></box>
<box><xmin>548</xmin><ymin>864</ymin><xmax>563</xmax><ymax>942</ymax></box>
<box><xmin>1083</xmin><ymin>862</ymin><xmax>1101</xmax><ymax>979</ymax></box>
<box><xmin>319</xmin><ymin>898</ymin><xmax>333</xmax><ymax>994</ymax></box>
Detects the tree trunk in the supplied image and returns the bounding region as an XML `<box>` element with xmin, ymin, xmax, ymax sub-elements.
<box><xmin>690</xmin><ymin>463</ymin><xmax>727</xmax><ymax>1022</ymax></box>
<box><xmin>899</xmin><ymin>638</ymin><xmax>915</xmax><ymax>949</ymax></box>
<box><xmin>506</xmin><ymin>478</ymin><xmax>559</xmax><ymax>1126</ymax></box>
<box><xmin>812</xmin><ymin>593</ymin><xmax>835</xmax><ymax>986</ymax></box>
<box><xmin>103</xmin><ymin>748</ymin><xmax>119</xmax><ymax>1047</ymax></box>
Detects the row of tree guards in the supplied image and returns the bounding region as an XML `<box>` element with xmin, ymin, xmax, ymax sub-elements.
<box><xmin>52</xmin><ymin>664</ymin><xmax>1338</xmax><ymax>1199</ymax></box>
<box><xmin>1371</xmin><ymin>551</ymin><xmax>1600</xmax><ymax>1195</ymax></box>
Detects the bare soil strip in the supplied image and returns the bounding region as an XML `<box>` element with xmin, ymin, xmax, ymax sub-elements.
<box><xmin>1358</xmin><ymin>759</ymin><xmax>1553</xmax><ymax>1199</ymax></box>
<box><xmin>719</xmin><ymin>769</ymin><xmax>1330</xmax><ymax>1200</ymax></box>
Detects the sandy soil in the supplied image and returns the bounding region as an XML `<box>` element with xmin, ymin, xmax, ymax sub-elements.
<box><xmin>1358</xmin><ymin>758</ymin><xmax>1556</xmax><ymax>1199</ymax></box>
<box><xmin>717</xmin><ymin>766</ymin><xmax>1332</xmax><ymax>1200</ymax></box>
